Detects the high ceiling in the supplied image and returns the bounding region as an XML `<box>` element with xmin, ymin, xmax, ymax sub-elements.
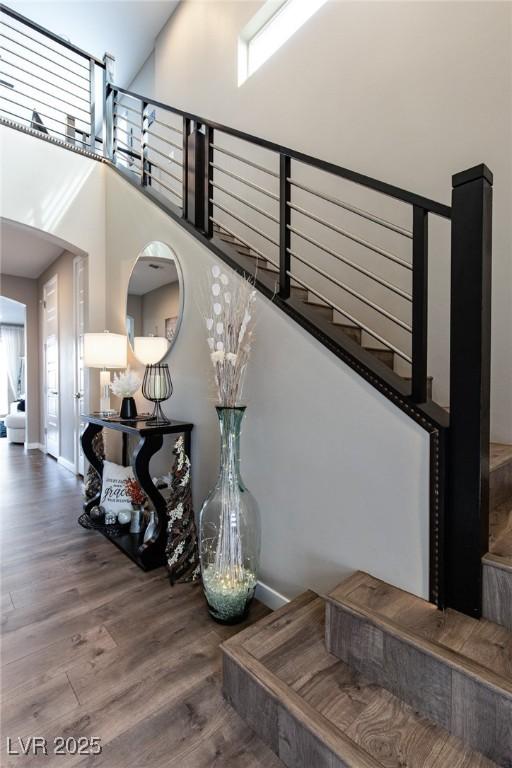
<box><xmin>3</xmin><ymin>1</ymin><xmax>180</xmax><ymax>88</ymax></box>
<box><xmin>0</xmin><ymin>220</ymin><xmax>65</xmax><ymax>279</ymax></box>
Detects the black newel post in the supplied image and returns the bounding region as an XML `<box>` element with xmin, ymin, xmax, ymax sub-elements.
<box><xmin>411</xmin><ymin>206</ymin><xmax>429</xmax><ymax>403</ymax></box>
<box><xmin>186</xmin><ymin>121</ymin><xmax>206</xmax><ymax>230</ymax></box>
<box><xmin>279</xmin><ymin>153</ymin><xmax>291</xmax><ymax>299</ymax></box>
<box><xmin>447</xmin><ymin>164</ymin><xmax>493</xmax><ymax>617</ymax></box>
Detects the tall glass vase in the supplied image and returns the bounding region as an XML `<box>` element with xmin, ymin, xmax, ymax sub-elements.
<box><xmin>199</xmin><ymin>406</ymin><xmax>260</xmax><ymax>624</ymax></box>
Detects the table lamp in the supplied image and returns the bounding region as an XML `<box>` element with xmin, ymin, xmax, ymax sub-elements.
<box><xmin>134</xmin><ymin>336</ymin><xmax>172</xmax><ymax>422</ymax></box>
<box><xmin>84</xmin><ymin>331</ymin><xmax>127</xmax><ymax>415</ymax></box>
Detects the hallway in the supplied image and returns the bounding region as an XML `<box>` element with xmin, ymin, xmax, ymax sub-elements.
<box><xmin>0</xmin><ymin>444</ymin><xmax>278</xmax><ymax>767</ymax></box>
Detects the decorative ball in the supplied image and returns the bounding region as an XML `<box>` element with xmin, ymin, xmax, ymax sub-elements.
<box><xmin>104</xmin><ymin>510</ymin><xmax>117</xmax><ymax>525</ymax></box>
<box><xmin>117</xmin><ymin>510</ymin><xmax>132</xmax><ymax>525</ymax></box>
<box><xmin>89</xmin><ymin>506</ymin><xmax>104</xmax><ymax>521</ymax></box>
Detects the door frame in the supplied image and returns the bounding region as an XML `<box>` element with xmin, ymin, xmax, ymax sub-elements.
<box><xmin>73</xmin><ymin>254</ymin><xmax>88</xmax><ymax>475</ymax></box>
<box><xmin>42</xmin><ymin>274</ymin><xmax>59</xmax><ymax>457</ymax></box>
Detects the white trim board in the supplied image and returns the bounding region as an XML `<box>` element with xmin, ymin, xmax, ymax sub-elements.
<box><xmin>255</xmin><ymin>580</ymin><xmax>289</xmax><ymax>610</ymax></box>
<box><xmin>58</xmin><ymin>455</ymin><xmax>77</xmax><ymax>475</ymax></box>
<box><xmin>25</xmin><ymin>442</ymin><xmax>45</xmax><ymax>451</ymax></box>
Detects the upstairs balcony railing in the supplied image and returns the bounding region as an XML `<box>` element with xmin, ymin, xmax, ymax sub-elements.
<box><xmin>0</xmin><ymin>3</ymin><xmax>493</xmax><ymax>619</ymax></box>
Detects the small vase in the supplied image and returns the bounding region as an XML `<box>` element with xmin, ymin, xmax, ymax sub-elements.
<box><xmin>199</xmin><ymin>407</ymin><xmax>260</xmax><ymax>624</ymax></box>
<box><xmin>120</xmin><ymin>397</ymin><xmax>137</xmax><ymax>419</ymax></box>
<box><xmin>130</xmin><ymin>505</ymin><xmax>143</xmax><ymax>534</ymax></box>
<box><xmin>143</xmin><ymin>509</ymin><xmax>156</xmax><ymax>544</ymax></box>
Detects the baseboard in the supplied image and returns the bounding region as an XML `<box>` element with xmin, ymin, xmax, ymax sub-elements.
<box><xmin>58</xmin><ymin>455</ymin><xmax>77</xmax><ymax>474</ymax></box>
<box><xmin>25</xmin><ymin>442</ymin><xmax>45</xmax><ymax>451</ymax></box>
<box><xmin>255</xmin><ymin>580</ymin><xmax>289</xmax><ymax>610</ymax></box>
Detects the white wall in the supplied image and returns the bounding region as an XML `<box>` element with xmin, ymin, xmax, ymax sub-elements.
<box><xmin>106</xmin><ymin>167</ymin><xmax>430</xmax><ymax>600</ymax></box>
<box><xmin>129</xmin><ymin>0</ymin><xmax>512</xmax><ymax>443</ymax></box>
<box><xmin>0</xmin><ymin>126</ymin><xmax>431</xmax><ymax>600</ymax></box>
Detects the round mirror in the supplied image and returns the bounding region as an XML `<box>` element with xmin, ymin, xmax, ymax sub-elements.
<box><xmin>126</xmin><ymin>242</ymin><xmax>183</xmax><ymax>365</ymax></box>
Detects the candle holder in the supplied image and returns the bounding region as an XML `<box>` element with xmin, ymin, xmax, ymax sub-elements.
<box><xmin>142</xmin><ymin>362</ymin><xmax>173</xmax><ymax>423</ymax></box>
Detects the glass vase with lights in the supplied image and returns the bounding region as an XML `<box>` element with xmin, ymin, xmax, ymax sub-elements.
<box><xmin>199</xmin><ymin>265</ymin><xmax>260</xmax><ymax>624</ymax></box>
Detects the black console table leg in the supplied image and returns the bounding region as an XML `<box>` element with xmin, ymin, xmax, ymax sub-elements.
<box><xmin>81</xmin><ymin>423</ymin><xmax>104</xmax><ymax>513</ymax></box>
<box><xmin>133</xmin><ymin>433</ymin><xmax>166</xmax><ymax>569</ymax></box>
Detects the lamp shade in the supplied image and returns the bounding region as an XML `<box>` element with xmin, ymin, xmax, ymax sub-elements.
<box><xmin>83</xmin><ymin>332</ymin><xmax>127</xmax><ymax>369</ymax></box>
<box><xmin>134</xmin><ymin>336</ymin><xmax>170</xmax><ymax>366</ymax></box>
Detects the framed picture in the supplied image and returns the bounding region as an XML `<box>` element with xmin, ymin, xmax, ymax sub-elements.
<box><xmin>165</xmin><ymin>316</ymin><xmax>178</xmax><ymax>342</ymax></box>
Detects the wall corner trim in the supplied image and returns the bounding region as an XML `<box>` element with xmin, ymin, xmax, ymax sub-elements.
<box><xmin>58</xmin><ymin>455</ymin><xmax>77</xmax><ymax>475</ymax></box>
<box><xmin>255</xmin><ymin>580</ymin><xmax>290</xmax><ymax>610</ymax></box>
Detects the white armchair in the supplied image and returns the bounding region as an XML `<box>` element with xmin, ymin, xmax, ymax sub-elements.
<box><xmin>4</xmin><ymin>402</ymin><xmax>26</xmax><ymax>443</ymax></box>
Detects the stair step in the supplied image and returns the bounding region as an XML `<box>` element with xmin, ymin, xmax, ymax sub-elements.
<box><xmin>223</xmin><ymin>591</ymin><xmax>497</xmax><ymax>768</ymax></box>
<box><xmin>332</xmin><ymin>323</ymin><xmax>362</xmax><ymax>344</ymax></box>
<box><xmin>403</xmin><ymin>376</ymin><xmax>434</xmax><ymax>400</ymax></box>
<box><xmin>490</xmin><ymin>443</ymin><xmax>512</xmax><ymax>510</ymax></box>
<box><xmin>364</xmin><ymin>347</ymin><xmax>394</xmax><ymax>368</ymax></box>
<box><xmin>483</xmin><ymin>553</ymin><xmax>512</xmax><ymax>630</ymax></box>
<box><xmin>326</xmin><ymin>571</ymin><xmax>512</xmax><ymax>766</ymax></box>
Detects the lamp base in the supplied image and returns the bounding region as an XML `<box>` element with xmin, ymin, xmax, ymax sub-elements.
<box><xmin>147</xmin><ymin>401</ymin><xmax>170</xmax><ymax>424</ymax></box>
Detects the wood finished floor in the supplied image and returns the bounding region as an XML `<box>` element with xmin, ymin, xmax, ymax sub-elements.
<box><xmin>0</xmin><ymin>443</ymin><xmax>282</xmax><ymax>768</ymax></box>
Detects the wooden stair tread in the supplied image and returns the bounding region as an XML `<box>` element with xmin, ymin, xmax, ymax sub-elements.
<box><xmin>490</xmin><ymin>443</ymin><xmax>512</xmax><ymax>473</ymax></box>
<box><xmin>223</xmin><ymin>593</ymin><xmax>497</xmax><ymax>767</ymax></box>
<box><xmin>328</xmin><ymin>571</ymin><xmax>512</xmax><ymax>691</ymax></box>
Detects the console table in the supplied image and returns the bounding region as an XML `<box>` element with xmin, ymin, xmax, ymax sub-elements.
<box><xmin>81</xmin><ymin>415</ymin><xmax>193</xmax><ymax>571</ymax></box>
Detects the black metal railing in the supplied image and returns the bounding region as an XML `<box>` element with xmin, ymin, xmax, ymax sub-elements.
<box><xmin>0</xmin><ymin>4</ymin><xmax>493</xmax><ymax>619</ymax></box>
<box><xmin>0</xmin><ymin>3</ymin><xmax>106</xmax><ymax>151</ymax></box>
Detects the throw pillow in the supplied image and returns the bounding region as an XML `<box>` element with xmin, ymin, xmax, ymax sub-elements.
<box><xmin>100</xmin><ymin>460</ymin><xmax>135</xmax><ymax>513</ymax></box>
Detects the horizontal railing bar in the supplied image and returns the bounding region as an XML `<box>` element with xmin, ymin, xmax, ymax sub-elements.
<box><xmin>143</xmin><ymin>141</ymin><xmax>180</xmax><ymax>162</ymax></box>
<box><xmin>210</xmin><ymin>216</ymin><xmax>279</xmax><ymax>269</ymax></box>
<box><xmin>152</xmin><ymin>116</ymin><xmax>182</xmax><ymax>135</ymax></box>
<box><xmin>289</xmin><ymin>225</ymin><xmax>412</xmax><ymax>301</ymax></box>
<box><xmin>0</xmin><ymin>71</ymin><xmax>91</xmax><ymax>114</ymax></box>
<box><xmin>113</xmin><ymin>113</ymin><xmax>141</xmax><ymax>131</ymax></box>
<box><xmin>114</xmin><ymin>123</ymin><xmax>140</xmax><ymax>141</ymax></box>
<box><xmin>147</xmin><ymin>160</ymin><xmax>182</xmax><ymax>184</ymax></box>
<box><xmin>288</xmin><ymin>271</ymin><xmax>412</xmax><ymax>364</ymax></box>
<box><xmin>1</xmin><ymin>43</ymin><xmax>91</xmax><ymax>91</ymax></box>
<box><xmin>0</xmin><ymin>32</ymin><xmax>90</xmax><ymax>80</ymax></box>
<box><xmin>210</xmin><ymin>162</ymin><xmax>279</xmax><ymax>201</ymax></box>
<box><xmin>113</xmin><ymin>84</ymin><xmax>451</xmax><ymax>218</ymax></box>
<box><xmin>210</xmin><ymin>199</ymin><xmax>279</xmax><ymax>247</ymax></box>
<box><xmin>0</xmin><ymin>79</ymin><xmax>90</xmax><ymax>122</ymax></box>
<box><xmin>1</xmin><ymin>59</ymin><xmax>91</xmax><ymax>103</ymax></box>
<box><xmin>289</xmin><ymin>248</ymin><xmax>412</xmax><ymax>332</ymax></box>
<box><xmin>145</xmin><ymin>170</ymin><xmax>183</xmax><ymax>201</ymax></box>
<box><xmin>0</xmin><ymin>11</ymin><xmax>102</xmax><ymax>67</ymax></box>
<box><xmin>114</xmin><ymin>137</ymin><xmax>141</xmax><ymax>156</ymax></box>
<box><xmin>113</xmin><ymin>100</ymin><xmax>141</xmax><ymax>117</ymax></box>
<box><xmin>210</xmin><ymin>143</ymin><xmax>278</xmax><ymax>178</ymax></box>
<box><xmin>288</xmin><ymin>201</ymin><xmax>413</xmax><ymax>270</ymax></box>
<box><xmin>0</xmin><ymin>107</ymin><xmax>89</xmax><ymax>145</ymax></box>
<box><xmin>0</xmin><ymin>94</ymin><xmax>90</xmax><ymax>130</ymax></box>
<box><xmin>144</xmin><ymin>129</ymin><xmax>182</xmax><ymax>152</ymax></box>
<box><xmin>210</xmin><ymin>180</ymin><xmax>279</xmax><ymax>223</ymax></box>
<box><xmin>288</xmin><ymin>178</ymin><xmax>413</xmax><ymax>238</ymax></box>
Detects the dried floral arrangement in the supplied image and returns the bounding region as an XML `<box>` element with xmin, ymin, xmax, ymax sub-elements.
<box><xmin>124</xmin><ymin>477</ymin><xmax>146</xmax><ymax>507</ymax></box>
<box><xmin>203</xmin><ymin>264</ymin><xmax>256</xmax><ymax>407</ymax></box>
<box><xmin>110</xmin><ymin>368</ymin><xmax>141</xmax><ymax>398</ymax></box>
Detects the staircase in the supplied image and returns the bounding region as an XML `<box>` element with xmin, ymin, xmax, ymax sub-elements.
<box><xmin>222</xmin><ymin>450</ymin><xmax>512</xmax><ymax>766</ymax></box>
<box><xmin>223</xmin><ymin>576</ymin><xmax>512</xmax><ymax>767</ymax></box>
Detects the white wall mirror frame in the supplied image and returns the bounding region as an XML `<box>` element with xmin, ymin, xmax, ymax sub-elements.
<box><xmin>126</xmin><ymin>241</ymin><xmax>184</xmax><ymax>366</ymax></box>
